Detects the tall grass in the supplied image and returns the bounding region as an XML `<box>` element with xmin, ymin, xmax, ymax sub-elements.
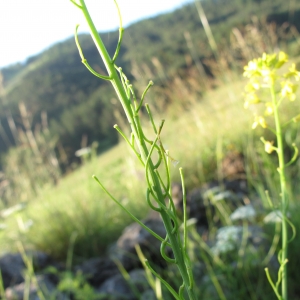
<box><xmin>0</xmin><ymin>143</ymin><xmax>148</xmax><ymax>260</ymax></box>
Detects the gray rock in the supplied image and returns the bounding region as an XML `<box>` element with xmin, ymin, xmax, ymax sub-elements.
<box><xmin>31</xmin><ymin>251</ymin><xmax>52</xmax><ymax>270</ymax></box>
<box><xmin>223</xmin><ymin>179</ymin><xmax>248</xmax><ymax>194</ymax></box>
<box><xmin>109</xmin><ymin>218</ymin><xmax>166</xmax><ymax>270</ymax></box>
<box><xmin>140</xmin><ymin>289</ymin><xmax>156</xmax><ymax>300</ymax></box>
<box><xmin>5</xmin><ymin>274</ymin><xmax>66</xmax><ymax>300</ymax></box>
<box><xmin>0</xmin><ymin>251</ymin><xmax>52</xmax><ymax>288</ymax></box>
<box><xmin>0</xmin><ymin>253</ymin><xmax>24</xmax><ymax>288</ymax></box>
<box><xmin>74</xmin><ymin>257</ymin><xmax>119</xmax><ymax>287</ymax></box>
<box><xmin>97</xmin><ymin>269</ymin><xmax>149</xmax><ymax>300</ymax></box>
<box><xmin>186</xmin><ymin>186</ymin><xmax>212</xmax><ymax>226</ymax></box>
<box><xmin>186</xmin><ymin>181</ymin><xmax>247</xmax><ymax>230</ymax></box>
<box><xmin>200</xmin><ymin>274</ymin><xmax>232</xmax><ymax>299</ymax></box>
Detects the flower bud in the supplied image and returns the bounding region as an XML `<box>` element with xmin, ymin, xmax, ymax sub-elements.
<box><xmin>293</xmin><ymin>114</ymin><xmax>300</xmax><ymax>123</ymax></box>
<box><xmin>275</xmin><ymin>51</ymin><xmax>289</xmax><ymax>69</ymax></box>
<box><xmin>265</xmin><ymin>102</ymin><xmax>273</xmax><ymax>116</ymax></box>
<box><xmin>243</xmin><ymin>60</ymin><xmax>261</xmax><ymax>78</ymax></box>
<box><xmin>252</xmin><ymin>116</ymin><xmax>267</xmax><ymax>129</ymax></box>
<box><xmin>281</xmin><ymin>81</ymin><xmax>298</xmax><ymax>101</ymax></box>
<box><xmin>244</xmin><ymin>93</ymin><xmax>260</xmax><ymax>109</ymax></box>
<box><xmin>264</xmin><ymin>141</ymin><xmax>275</xmax><ymax>154</ymax></box>
<box><xmin>284</xmin><ymin>63</ymin><xmax>300</xmax><ymax>81</ymax></box>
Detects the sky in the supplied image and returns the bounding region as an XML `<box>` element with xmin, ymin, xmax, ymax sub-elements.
<box><xmin>0</xmin><ymin>0</ymin><xmax>193</xmax><ymax>69</ymax></box>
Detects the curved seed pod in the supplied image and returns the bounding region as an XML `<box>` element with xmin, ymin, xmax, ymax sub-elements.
<box><xmin>159</xmin><ymin>143</ymin><xmax>171</xmax><ymax>192</ymax></box>
<box><xmin>154</xmin><ymin>169</ymin><xmax>167</xmax><ymax>193</ymax></box>
<box><xmin>285</xmin><ymin>143</ymin><xmax>298</xmax><ymax>167</ymax></box>
<box><xmin>114</xmin><ymin>125</ymin><xmax>144</xmax><ymax>166</ymax></box>
<box><xmin>160</xmin><ymin>235</ymin><xmax>176</xmax><ymax>263</ymax></box>
<box><xmin>75</xmin><ymin>25</ymin><xmax>111</xmax><ymax>81</ymax></box>
<box><xmin>179</xmin><ymin>284</ymin><xmax>185</xmax><ymax>300</ymax></box>
<box><xmin>136</xmin><ymin>81</ymin><xmax>154</xmax><ymax>113</ymax></box>
<box><xmin>153</xmin><ymin>150</ymin><xmax>163</xmax><ymax>169</ymax></box>
<box><xmin>112</xmin><ymin>0</ymin><xmax>123</xmax><ymax>62</ymax></box>
<box><xmin>146</xmin><ymin>188</ymin><xmax>162</xmax><ymax>212</ymax></box>
<box><xmin>285</xmin><ymin>216</ymin><xmax>296</xmax><ymax>243</ymax></box>
<box><xmin>115</xmin><ymin>66</ymin><xmax>130</xmax><ymax>98</ymax></box>
<box><xmin>162</xmin><ymin>207</ymin><xmax>178</xmax><ymax>234</ymax></box>
<box><xmin>145</xmin><ymin>104</ymin><xmax>158</xmax><ymax>134</ymax></box>
<box><xmin>145</xmin><ymin>136</ymin><xmax>160</xmax><ymax>193</ymax></box>
<box><xmin>184</xmin><ymin>252</ymin><xmax>194</xmax><ymax>290</ymax></box>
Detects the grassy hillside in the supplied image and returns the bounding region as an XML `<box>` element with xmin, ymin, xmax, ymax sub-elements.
<box><xmin>1</xmin><ymin>67</ymin><xmax>300</xmax><ymax>257</ymax></box>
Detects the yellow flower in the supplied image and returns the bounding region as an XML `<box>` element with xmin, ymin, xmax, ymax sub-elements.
<box><xmin>262</xmin><ymin>53</ymin><xmax>277</xmax><ymax>68</ymax></box>
<box><xmin>252</xmin><ymin>115</ymin><xmax>267</xmax><ymax>129</ymax></box>
<box><xmin>244</xmin><ymin>93</ymin><xmax>260</xmax><ymax>108</ymax></box>
<box><xmin>281</xmin><ymin>81</ymin><xmax>298</xmax><ymax>101</ymax></box>
<box><xmin>245</xmin><ymin>80</ymin><xmax>260</xmax><ymax>93</ymax></box>
<box><xmin>265</xmin><ymin>102</ymin><xmax>274</xmax><ymax>115</ymax></box>
<box><xmin>243</xmin><ymin>60</ymin><xmax>261</xmax><ymax>78</ymax></box>
<box><xmin>284</xmin><ymin>63</ymin><xmax>300</xmax><ymax>81</ymax></box>
<box><xmin>260</xmin><ymin>137</ymin><xmax>277</xmax><ymax>154</ymax></box>
<box><xmin>262</xmin><ymin>70</ymin><xmax>277</xmax><ymax>86</ymax></box>
<box><xmin>275</xmin><ymin>51</ymin><xmax>289</xmax><ymax>69</ymax></box>
<box><xmin>264</xmin><ymin>141</ymin><xmax>275</xmax><ymax>154</ymax></box>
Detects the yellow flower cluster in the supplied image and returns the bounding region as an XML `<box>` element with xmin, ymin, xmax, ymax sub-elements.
<box><xmin>243</xmin><ymin>51</ymin><xmax>289</xmax><ymax>82</ymax></box>
<box><xmin>243</xmin><ymin>51</ymin><xmax>300</xmax><ymax>131</ymax></box>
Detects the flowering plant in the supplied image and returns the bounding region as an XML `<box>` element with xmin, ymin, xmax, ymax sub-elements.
<box><xmin>243</xmin><ymin>52</ymin><xmax>299</xmax><ymax>300</ymax></box>
<box><xmin>69</xmin><ymin>0</ymin><xmax>197</xmax><ymax>299</ymax></box>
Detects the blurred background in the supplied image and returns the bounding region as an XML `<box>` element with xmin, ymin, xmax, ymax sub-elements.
<box><xmin>0</xmin><ymin>0</ymin><xmax>300</xmax><ymax>299</ymax></box>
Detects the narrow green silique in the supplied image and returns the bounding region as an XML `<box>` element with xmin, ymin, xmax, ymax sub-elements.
<box><xmin>70</xmin><ymin>0</ymin><xmax>197</xmax><ymax>298</ymax></box>
<box><xmin>243</xmin><ymin>52</ymin><xmax>300</xmax><ymax>300</ymax></box>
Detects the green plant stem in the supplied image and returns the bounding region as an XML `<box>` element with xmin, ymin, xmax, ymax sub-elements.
<box><xmin>0</xmin><ymin>271</ymin><xmax>6</xmax><ymax>300</ymax></box>
<box><xmin>271</xmin><ymin>85</ymin><xmax>288</xmax><ymax>300</ymax></box>
<box><xmin>76</xmin><ymin>1</ymin><xmax>197</xmax><ymax>298</ymax></box>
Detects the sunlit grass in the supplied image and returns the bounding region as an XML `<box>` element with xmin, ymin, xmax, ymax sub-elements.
<box><xmin>0</xmin><ymin>143</ymin><xmax>148</xmax><ymax>260</ymax></box>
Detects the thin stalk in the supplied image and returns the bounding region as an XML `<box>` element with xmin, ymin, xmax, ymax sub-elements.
<box><xmin>194</xmin><ymin>0</ymin><xmax>218</xmax><ymax>60</ymax></box>
<box><xmin>271</xmin><ymin>85</ymin><xmax>288</xmax><ymax>300</ymax></box>
<box><xmin>0</xmin><ymin>271</ymin><xmax>6</xmax><ymax>300</ymax></box>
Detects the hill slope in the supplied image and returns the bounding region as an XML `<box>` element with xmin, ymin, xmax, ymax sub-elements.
<box><xmin>0</xmin><ymin>0</ymin><xmax>299</xmax><ymax>166</ymax></box>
